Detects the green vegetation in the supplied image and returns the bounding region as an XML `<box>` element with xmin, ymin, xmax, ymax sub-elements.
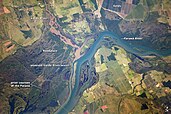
<box><xmin>128</xmin><ymin>70</ymin><xmax>135</xmax><ymax>79</ymax></box>
<box><xmin>53</xmin><ymin>0</ymin><xmax>82</xmax><ymax>22</ymax></box>
<box><xmin>126</xmin><ymin>4</ymin><xmax>147</xmax><ymax>20</ymax></box>
<box><xmin>7</xmin><ymin>0</ymin><xmax>39</xmax><ymax>6</ymax></box>
<box><xmin>81</xmin><ymin>38</ymin><xmax>94</xmax><ymax>53</ymax></box>
<box><xmin>83</xmin><ymin>0</ymin><xmax>97</xmax><ymax>11</ymax></box>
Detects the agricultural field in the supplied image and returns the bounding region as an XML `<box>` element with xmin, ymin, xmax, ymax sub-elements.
<box><xmin>95</xmin><ymin>46</ymin><xmax>132</xmax><ymax>93</ymax></box>
<box><xmin>71</xmin><ymin>44</ymin><xmax>161</xmax><ymax>113</ymax></box>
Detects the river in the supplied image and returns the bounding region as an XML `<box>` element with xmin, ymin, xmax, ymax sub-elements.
<box><xmin>55</xmin><ymin>31</ymin><xmax>171</xmax><ymax>114</ymax></box>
